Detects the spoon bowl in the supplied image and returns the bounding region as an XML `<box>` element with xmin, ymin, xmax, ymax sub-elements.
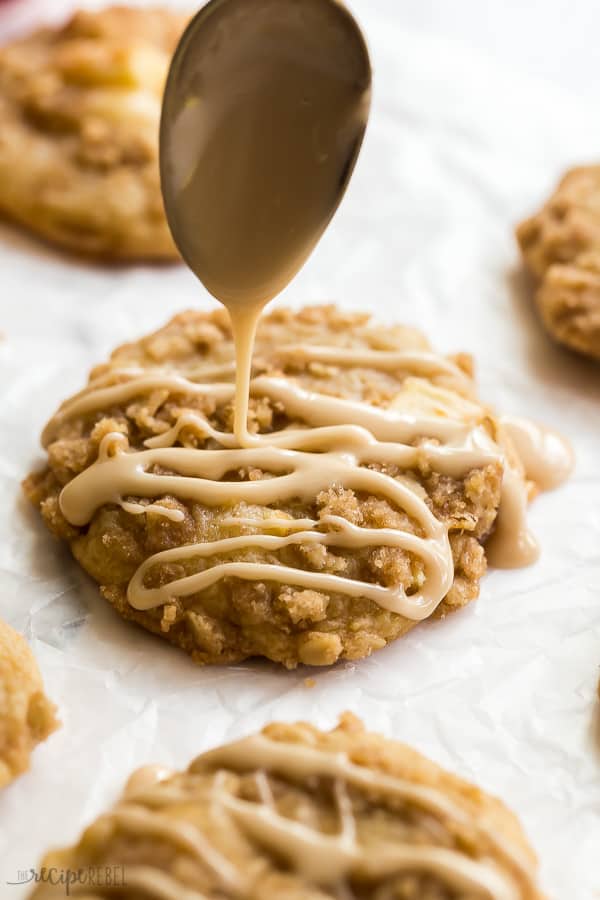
<box><xmin>160</xmin><ymin>0</ymin><xmax>371</xmax><ymax>309</ymax></box>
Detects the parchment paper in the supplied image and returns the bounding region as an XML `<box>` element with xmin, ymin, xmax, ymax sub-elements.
<box><xmin>0</xmin><ymin>2</ymin><xmax>599</xmax><ymax>896</ymax></box>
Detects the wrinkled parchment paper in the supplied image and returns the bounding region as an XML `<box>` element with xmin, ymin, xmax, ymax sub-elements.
<box><xmin>1</xmin><ymin>2</ymin><xmax>599</xmax><ymax>896</ymax></box>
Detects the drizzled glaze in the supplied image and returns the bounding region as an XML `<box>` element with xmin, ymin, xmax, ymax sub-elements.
<box><xmin>500</xmin><ymin>416</ymin><xmax>575</xmax><ymax>492</ymax></box>
<box><xmin>45</xmin><ymin>343</ymin><xmax>573</xmax><ymax>620</ymax></box>
<box><xmin>87</xmin><ymin>729</ymin><xmax>539</xmax><ymax>899</ymax></box>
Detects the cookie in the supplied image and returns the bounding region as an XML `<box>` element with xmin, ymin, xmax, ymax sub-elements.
<box><xmin>0</xmin><ymin>6</ymin><xmax>187</xmax><ymax>260</ymax></box>
<box><xmin>0</xmin><ymin>618</ymin><xmax>58</xmax><ymax>788</ymax></box>
<box><xmin>516</xmin><ymin>165</ymin><xmax>600</xmax><ymax>360</ymax></box>
<box><xmin>28</xmin><ymin>714</ymin><xmax>543</xmax><ymax>899</ymax></box>
<box><xmin>23</xmin><ymin>304</ymin><xmax>550</xmax><ymax>668</ymax></box>
<box><xmin>534</xmin><ymin>251</ymin><xmax>600</xmax><ymax>361</ymax></box>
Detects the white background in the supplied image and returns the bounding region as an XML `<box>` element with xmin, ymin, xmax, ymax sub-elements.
<box><xmin>0</xmin><ymin>1</ymin><xmax>599</xmax><ymax>897</ymax></box>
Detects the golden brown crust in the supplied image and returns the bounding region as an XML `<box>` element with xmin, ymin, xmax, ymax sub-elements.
<box><xmin>534</xmin><ymin>253</ymin><xmax>600</xmax><ymax>361</ymax></box>
<box><xmin>24</xmin><ymin>305</ymin><xmax>504</xmax><ymax>669</ymax></box>
<box><xmin>0</xmin><ymin>618</ymin><xmax>59</xmax><ymax>788</ymax></box>
<box><xmin>516</xmin><ymin>165</ymin><xmax>600</xmax><ymax>360</ymax></box>
<box><xmin>0</xmin><ymin>6</ymin><xmax>187</xmax><ymax>260</ymax></box>
<box><xmin>29</xmin><ymin>714</ymin><xmax>544</xmax><ymax>899</ymax></box>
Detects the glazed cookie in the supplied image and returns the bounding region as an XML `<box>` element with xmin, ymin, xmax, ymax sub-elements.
<box><xmin>29</xmin><ymin>714</ymin><xmax>544</xmax><ymax>899</ymax></box>
<box><xmin>0</xmin><ymin>618</ymin><xmax>58</xmax><ymax>788</ymax></box>
<box><xmin>516</xmin><ymin>165</ymin><xmax>600</xmax><ymax>360</ymax></box>
<box><xmin>24</xmin><ymin>305</ymin><xmax>567</xmax><ymax>668</ymax></box>
<box><xmin>0</xmin><ymin>6</ymin><xmax>187</xmax><ymax>260</ymax></box>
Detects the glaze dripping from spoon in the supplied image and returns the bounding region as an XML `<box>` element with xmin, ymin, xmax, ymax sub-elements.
<box><xmin>160</xmin><ymin>0</ymin><xmax>372</xmax><ymax>443</ymax></box>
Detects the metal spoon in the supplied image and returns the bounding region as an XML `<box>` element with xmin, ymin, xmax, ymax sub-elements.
<box><xmin>159</xmin><ymin>0</ymin><xmax>371</xmax><ymax>310</ymax></box>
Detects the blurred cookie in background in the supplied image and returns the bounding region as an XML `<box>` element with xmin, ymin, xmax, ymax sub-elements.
<box><xmin>0</xmin><ymin>6</ymin><xmax>187</xmax><ymax>261</ymax></box>
<box><xmin>0</xmin><ymin>618</ymin><xmax>59</xmax><ymax>789</ymax></box>
<box><xmin>517</xmin><ymin>165</ymin><xmax>600</xmax><ymax>361</ymax></box>
<box><xmin>28</xmin><ymin>714</ymin><xmax>544</xmax><ymax>899</ymax></box>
